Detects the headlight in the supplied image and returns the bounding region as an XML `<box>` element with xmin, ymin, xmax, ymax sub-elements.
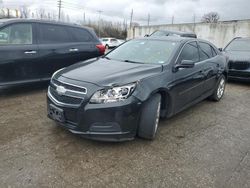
<box><xmin>90</xmin><ymin>83</ymin><xmax>136</xmax><ymax>104</ymax></box>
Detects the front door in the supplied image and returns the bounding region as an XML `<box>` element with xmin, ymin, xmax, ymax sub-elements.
<box><xmin>172</xmin><ymin>41</ymin><xmax>205</xmax><ymax>113</ymax></box>
<box><xmin>0</xmin><ymin>23</ymin><xmax>39</xmax><ymax>86</ymax></box>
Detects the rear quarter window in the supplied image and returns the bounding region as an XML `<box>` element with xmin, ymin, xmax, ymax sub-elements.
<box><xmin>68</xmin><ymin>27</ymin><xmax>93</xmax><ymax>42</ymax></box>
<box><xmin>38</xmin><ymin>24</ymin><xmax>71</xmax><ymax>44</ymax></box>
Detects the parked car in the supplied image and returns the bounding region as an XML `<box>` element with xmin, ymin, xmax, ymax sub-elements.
<box><xmin>223</xmin><ymin>37</ymin><xmax>250</xmax><ymax>81</ymax></box>
<box><xmin>101</xmin><ymin>38</ymin><xmax>120</xmax><ymax>49</ymax></box>
<box><xmin>47</xmin><ymin>37</ymin><xmax>227</xmax><ymax>141</ymax></box>
<box><xmin>145</xmin><ymin>30</ymin><xmax>197</xmax><ymax>38</ymax></box>
<box><xmin>0</xmin><ymin>19</ymin><xmax>105</xmax><ymax>88</ymax></box>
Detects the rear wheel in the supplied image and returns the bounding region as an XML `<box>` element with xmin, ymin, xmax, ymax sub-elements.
<box><xmin>105</xmin><ymin>45</ymin><xmax>109</xmax><ymax>49</ymax></box>
<box><xmin>209</xmin><ymin>75</ymin><xmax>226</xmax><ymax>101</ymax></box>
<box><xmin>138</xmin><ymin>94</ymin><xmax>161</xmax><ymax>140</ymax></box>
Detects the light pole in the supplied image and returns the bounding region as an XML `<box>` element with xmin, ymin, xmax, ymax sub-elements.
<box><xmin>97</xmin><ymin>10</ymin><xmax>102</xmax><ymax>37</ymax></box>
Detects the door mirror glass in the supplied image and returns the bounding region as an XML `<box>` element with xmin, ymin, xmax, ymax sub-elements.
<box><xmin>181</xmin><ymin>60</ymin><xmax>195</xmax><ymax>67</ymax></box>
<box><xmin>218</xmin><ymin>48</ymin><xmax>223</xmax><ymax>52</ymax></box>
<box><xmin>174</xmin><ymin>60</ymin><xmax>195</xmax><ymax>71</ymax></box>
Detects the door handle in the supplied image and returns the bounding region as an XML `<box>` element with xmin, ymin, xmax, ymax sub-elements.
<box><xmin>24</xmin><ymin>50</ymin><xmax>37</xmax><ymax>54</ymax></box>
<box><xmin>69</xmin><ymin>48</ymin><xmax>79</xmax><ymax>52</ymax></box>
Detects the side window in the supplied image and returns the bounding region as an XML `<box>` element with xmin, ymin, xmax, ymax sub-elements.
<box><xmin>0</xmin><ymin>23</ymin><xmax>32</xmax><ymax>45</ymax></box>
<box><xmin>39</xmin><ymin>24</ymin><xmax>71</xmax><ymax>44</ymax></box>
<box><xmin>211</xmin><ymin>46</ymin><xmax>217</xmax><ymax>57</ymax></box>
<box><xmin>178</xmin><ymin>42</ymin><xmax>199</xmax><ymax>63</ymax></box>
<box><xmin>68</xmin><ymin>27</ymin><xmax>93</xmax><ymax>42</ymax></box>
<box><xmin>111</xmin><ymin>38</ymin><xmax>118</xmax><ymax>42</ymax></box>
<box><xmin>199</xmin><ymin>42</ymin><xmax>213</xmax><ymax>61</ymax></box>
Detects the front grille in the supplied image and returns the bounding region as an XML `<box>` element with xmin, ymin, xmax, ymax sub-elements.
<box><xmin>49</xmin><ymin>87</ymin><xmax>83</xmax><ymax>105</ymax></box>
<box><xmin>52</xmin><ymin>79</ymin><xmax>87</xmax><ymax>93</ymax></box>
<box><xmin>49</xmin><ymin>79</ymin><xmax>87</xmax><ymax>106</ymax></box>
<box><xmin>229</xmin><ymin>61</ymin><xmax>250</xmax><ymax>70</ymax></box>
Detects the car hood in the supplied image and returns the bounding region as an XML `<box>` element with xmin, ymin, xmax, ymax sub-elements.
<box><xmin>225</xmin><ymin>51</ymin><xmax>250</xmax><ymax>62</ymax></box>
<box><xmin>59</xmin><ymin>58</ymin><xmax>163</xmax><ymax>87</ymax></box>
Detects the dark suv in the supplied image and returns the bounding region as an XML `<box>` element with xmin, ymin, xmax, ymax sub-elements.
<box><xmin>47</xmin><ymin>37</ymin><xmax>227</xmax><ymax>141</ymax></box>
<box><xmin>0</xmin><ymin>19</ymin><xmax>105</xmax><ymax>88</ymax></box>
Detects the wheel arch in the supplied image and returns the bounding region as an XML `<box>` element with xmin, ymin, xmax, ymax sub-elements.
<box><xmin>146</xmin><ymin>88</ymin><xmax>173</xmax><ymax>118</ymax></box>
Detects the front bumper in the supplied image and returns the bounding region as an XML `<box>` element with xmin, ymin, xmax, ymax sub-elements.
<box><xmin>228</xmin><ymin>69</ymin><xmax>250</xmax><ymax>81</ymax></box>
<box><xmin>47</xmin><ymin>93</ymin><xmax>142</xmax><ymax>142</ymax></box>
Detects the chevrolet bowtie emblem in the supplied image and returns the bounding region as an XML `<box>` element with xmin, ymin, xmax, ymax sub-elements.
<box><xmin>56</xmin><ymin>85</ymin><xmax>67</xmax><ymax>95</ymax></box>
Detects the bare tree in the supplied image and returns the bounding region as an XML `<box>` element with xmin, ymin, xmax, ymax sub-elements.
<box><xmin>201</xmin><ymin>12</ymin><xmax>220</xmax><ymax>23</ymax></box>
<box><xmin>0</xmin><ymin>9</ymin><xmax>5</xmax><ymax>19</ymax></box>
<box><xmin>20</xmin><ymin>5</ymin><xmax>30</xmax><ymax>18</ymax></box>
<box><xmin>36</xmin><ymin>8</ymin><xmax>46</xmax><ymax>19</ymax></box>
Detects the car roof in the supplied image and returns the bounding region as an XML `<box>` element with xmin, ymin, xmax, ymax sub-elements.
<box><xmin>156</xmin><ymin>30</ymin><xmax>195</xmax><ymax>35</ymax></box>
<box><xmin>137</xmin><ymin>36</ymin><xmax>194</xmax><ymax>43</ymax></box>
<box><xmin>135</xmin><ymin>36</ymin><xmax>218</xmax><ymax>48</ymax></box>
<box><xmin>0</xmin><ymin>18</ymin><xmax>92</xmax><ymax>30</ymax></box>
<box><xmin>234</xmin><ymin>37</ymin><xmax>250</xmax><ymax>41</ymax></box>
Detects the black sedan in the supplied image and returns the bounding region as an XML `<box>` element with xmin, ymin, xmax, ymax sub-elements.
<box><xmin>223</xmin><ymin>37</ymin><xmax>250</xmax><ymax>81</ymax></box>
<box><xmin>47</xmin><ymin>37</ymin><xmax>228</xmax><ymax>141</ymax></box>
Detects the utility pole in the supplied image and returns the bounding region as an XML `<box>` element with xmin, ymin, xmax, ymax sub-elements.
<box><xmin>7</xmin><ymin>8</ymin><xmax>9</xmax><ymax>18</ymax></box>
<box><xmin>58</xmin><ymin>0</ymin><xmax>62</xmax><ymax>21</ymax></box>
<box><xmin>97</xmin><ymin>10</ymin><xmax>102</xmax><ymax>37</ymax></box>
<box><xmin>193</xmin><ymin>14</ymin><xmax>196</xmax><ymax>32</ymax></box>
<box><xmin>147</xmin><ymin>13</ymin><xmax>150</xmax><ymax>26</ymax></box>
<box><xmin>15</xmin><ymin>9</ymin><xmax>18</xmax><ymax>18</ymax></box>
<box><xmin>83</xmin><ymin>12</ymin><xmax>85</xmax><ymax>24</ymax></box>
<box><xmin>130</xmin><ymin>9</ymin><xmax>133</xmax><ymax>28</ymax></box>
<box><xmin>171</xmin><ymin>15</ymin><xmax>174</xmax><ymax>24</ymax></box>
<box><xmin>147</xmin><ymin>13</ymin><xmax>150</xmax><ymax>35</ymax></box>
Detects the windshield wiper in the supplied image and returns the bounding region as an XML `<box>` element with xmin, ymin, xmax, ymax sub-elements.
<box><xmin>123</xmin><ymin>60</ymin><xmax>145</xmax><ymax>64</ymax></box>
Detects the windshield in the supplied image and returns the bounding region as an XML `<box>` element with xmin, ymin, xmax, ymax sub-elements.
<box><xmin>105</xmin><ymin>39</ymin><xmax>178</xmax><ymax>64</ymax></box>
<box><xmin>225</xmin><ymin>39</ymin><xmax>250</xmax><ymax>51</ymax></box>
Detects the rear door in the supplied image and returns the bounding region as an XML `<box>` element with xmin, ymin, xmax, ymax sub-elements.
<box><xmin>172</xmin><ymin>41</ymin><xmax>206</xmax><ymax>113</ymax></box>
<box><xmin>66</xmin><ymin>26</ymin><xmax>100</xmax><ymax>62</ymax></box>
<box><xmin>0</xmin><ymin>22</ymin><xmax>40</xmax><ymax>86</ymax></box>
<box><xmin>198</xmin><ymin>42</ymin><xmax>218</xmax><ymax>93</ymax></box>
<box><xmin>36</xmin><ymin>23</ymin><xmax>79</xmax><ymax>79</ymax></box>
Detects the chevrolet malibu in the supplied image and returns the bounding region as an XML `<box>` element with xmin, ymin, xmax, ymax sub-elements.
<box><xmin>47</xmin><ymin>37</ymin><xmax>228</xmax><ymax>141</ymax></box>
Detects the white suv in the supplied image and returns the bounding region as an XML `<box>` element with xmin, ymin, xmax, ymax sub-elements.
<box><xmin>101</xmin><ymin>38</ymin><xmax>120</xmax><ymax>49</ymax></box>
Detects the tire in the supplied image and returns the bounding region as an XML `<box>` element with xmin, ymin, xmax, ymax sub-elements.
<box><xmin>209</xmin><ymin>75</ymin><xmax>226</xmax><ymax>101</ymax></box>
<box><xmin>105</xmin><ymin>45</ymin><xmax>109</xmax><ymax>49</ymax></box>
<box><xmin>138</xmin><ymin>94</ymin><xmax>161</xmax><ymax>140</ymax></box>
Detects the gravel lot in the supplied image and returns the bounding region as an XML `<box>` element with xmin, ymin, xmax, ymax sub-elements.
<box><xmin>0</xmin><ymin>82</ymin><xmax>250</xmax><ymax>188</ymax></box>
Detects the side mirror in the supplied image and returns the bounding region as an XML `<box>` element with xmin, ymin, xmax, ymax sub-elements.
<box><xmin>218</xmin><ymin>48</ymin><xmax>223</xmax><ymax>52</ymax></box>
<box><xmin>174</xmin><ymin>60</ymin><xmax>195</xmax><ymax>71</ymax></box>
<box><xmin>144</xmin><ymin>34</ymin><xmax>149</xmax><ymax>37</ymax></box>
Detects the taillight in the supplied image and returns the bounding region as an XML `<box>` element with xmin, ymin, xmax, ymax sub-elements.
<box><xmin>96</xmin><ymin>44</ymin><xmax>105</xmax><ymax>55</ymax></box>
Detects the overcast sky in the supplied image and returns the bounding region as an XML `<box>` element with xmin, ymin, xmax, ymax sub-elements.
<box><xmin>1</xmin><ymin>0</ymin><xmax>250</xmax><ymax>25</ymax></box>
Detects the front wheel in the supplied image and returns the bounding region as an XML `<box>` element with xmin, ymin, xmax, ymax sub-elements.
<box><xmin>209</xmin><ymin>75</ymin><xmax>226</xmax><ymax>101</ymax></box>
<box><xmin>138</xmin><ymin>94</ymin><xmax>161</xmax><ymax>140</ymax></box>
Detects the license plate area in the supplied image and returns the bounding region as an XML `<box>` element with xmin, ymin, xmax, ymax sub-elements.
<box><xmin>49</xmin><ymin>104</ymin><xmax>65</xmax><ymax>123</ymax></box>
